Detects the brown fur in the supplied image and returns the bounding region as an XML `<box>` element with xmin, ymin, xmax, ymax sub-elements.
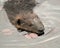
<box><xmin>4</xmin><ymin>0</ymin><xmax>44</xmax><ymax>36</ymax></box>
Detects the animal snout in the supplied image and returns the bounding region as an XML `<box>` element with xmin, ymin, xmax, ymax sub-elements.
<box><xmin>37</xmin><ymin>30</ymin><xmax>44</xmax><ymax>36</ymax></box>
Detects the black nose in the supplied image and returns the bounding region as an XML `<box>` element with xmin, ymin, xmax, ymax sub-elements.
<box><xmin>36</xmin><ymin>30</ymin><xmax>44</xmax><ymax>36</ymax></box>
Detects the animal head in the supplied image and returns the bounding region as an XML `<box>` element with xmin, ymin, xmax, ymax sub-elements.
<box><xmin>4</xmin><ymin>0</ymin><xmax>44</xmax><ymax>36</ymax></box>
<box><xmin>10</xmin><ymin>11</ymin><xmax>44</xmax><ymax>35</ymax></box>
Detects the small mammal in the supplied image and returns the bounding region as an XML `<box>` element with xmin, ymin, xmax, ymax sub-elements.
<box><xmin>4</xmin><ymin>0</ymin><xmax>44</xmax><ymax>38</ymax></box>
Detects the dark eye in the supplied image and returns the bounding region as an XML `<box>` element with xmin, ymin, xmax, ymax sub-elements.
<box><xmin>17</xmin><ymin>19</ymin><xmax>21</xmax><ymax>25</ymax></box>
<box><xmin>17</xmin><ymin>19</ymin><xmax>24</xmax><ymax>25</ymax></box>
